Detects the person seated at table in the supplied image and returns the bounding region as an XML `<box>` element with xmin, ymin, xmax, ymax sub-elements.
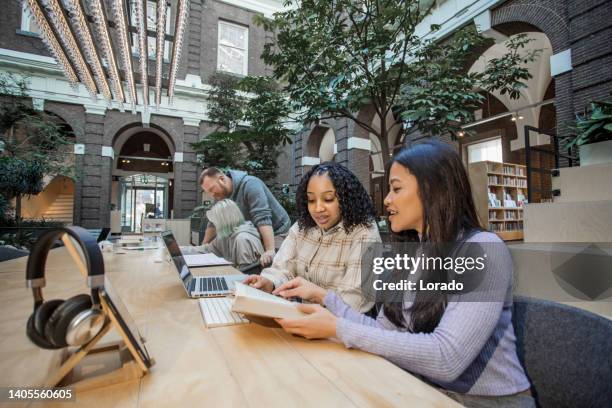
<box><xmin>271</xmin><ymin>141</ymin><xmax>534</xmax><ymax>408</ymax></box>
<box><xmin>244</xmin><ymin>162</ymin><xmax>381</xmax><ymax>314</ymax></box>
<box><xmin>202</xmin><ymin>199</ymin><xmax>264</xmax><ymax>269</ymax></box>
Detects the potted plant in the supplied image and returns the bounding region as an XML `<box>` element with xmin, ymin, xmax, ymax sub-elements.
<box><xmin>566</xmin><ymin>101</ymin><xmax>612</xmax><ymax>166</ymax></box>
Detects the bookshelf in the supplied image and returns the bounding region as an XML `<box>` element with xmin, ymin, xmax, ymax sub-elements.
<box><xmin>468</xmin><ymin>161</ymin><xmax>527</xmax><ymax>241</ymax></box>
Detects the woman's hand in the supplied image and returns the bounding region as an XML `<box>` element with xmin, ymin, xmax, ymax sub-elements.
<box><xmin>275</xmin><ymin>304</ymin><xmax>337</xmax><ymax>339</ymax></box>
<box><xmin>259</xmin><ymin>249</ymin><xmax>276</xmax><ymax>267</ymax></box>
<box><xmin>273</xmin><ymin>277</ymin><xmax>327</xmax><ymax>305</ymax></box>
<box><xmin>242</xmin><ymin>275</ymin><xmax>274</xmax><ymax>293</ymax></box>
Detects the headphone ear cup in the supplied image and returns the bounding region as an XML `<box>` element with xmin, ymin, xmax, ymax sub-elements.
<box><xmin>45</xmin><ymin>294</ymin><xmax>92</xmax><ymax>348</ymax></box>
<box><xmin>27</xmin><ymin>313</ymin><xmax>60</xmax><ymax>349</ymax></box>
<box><xmin>34</xmin><ymin>299</ymin><xmax>64</xmax><ymax>339</ymax></box>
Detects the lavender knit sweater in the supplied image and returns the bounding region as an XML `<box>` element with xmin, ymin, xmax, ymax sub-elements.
<box><xmin>324</xmin><ymin>231</ymin><xmax>530</xmax><ymax>396</ymax></box>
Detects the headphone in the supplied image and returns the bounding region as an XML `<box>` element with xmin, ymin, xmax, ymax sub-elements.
<box><xmin>26</xmin><ymin>226</ymin><xmax>106</xmax><ymax>349</ymax></box>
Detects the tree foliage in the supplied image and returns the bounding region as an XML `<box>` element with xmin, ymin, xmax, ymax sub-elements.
<box><xmin>256</xmin><ymin>0</ymin><xmax>540</xmax><ymax>166</ymax></box>
<box><xmin>191</xmin><ymin>72</ymin><xmax>292</xmax><ymax>184</ymax></box>
<box><xmin>0</xmin><ymin>74</ymin><xmax>75</xmax><ymax>222</ymax></box>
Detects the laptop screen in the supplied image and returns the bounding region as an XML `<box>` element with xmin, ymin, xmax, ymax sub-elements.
<box><xmin>161</xmin><ymin>231</ymin><xmax>193</xmax><ymax>289</ymax></box>
<box><xmin>97</xmin><ymin>227</ymin><xmax>111</xmax><ymax>242</ymax></box>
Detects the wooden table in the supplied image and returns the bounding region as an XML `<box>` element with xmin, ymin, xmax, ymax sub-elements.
<box><xmin>0</xmin><ymin>246</ymin><xmax>460</xmax><ymax>407</ymax></box>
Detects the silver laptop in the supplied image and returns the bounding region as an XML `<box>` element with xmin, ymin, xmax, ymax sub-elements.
<box><xmin>161</xmin><ymin>231</ymin><xmax>244</xmax><ymax>297</ymax></box>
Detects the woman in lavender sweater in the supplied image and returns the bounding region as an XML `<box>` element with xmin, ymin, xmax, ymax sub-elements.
<box><xmin>273</xmin><ymin>141</ymin><xmax>534</xmax><ymax>408</ymax></box>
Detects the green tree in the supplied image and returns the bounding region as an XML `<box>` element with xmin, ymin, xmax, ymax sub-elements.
<box><xmin>257</xmin><ymin>0</ymin><xmax>540</xmax><ymax>167</ymax></box>
<box><xmin>0</xmin><ymin>74</ymin><xmax>75</xmax><ymax>223</ymax></box>
<box><xmin>191</xmin><ymin>73</ymin><xmax>292</xmax><ymax>184</ymax></box>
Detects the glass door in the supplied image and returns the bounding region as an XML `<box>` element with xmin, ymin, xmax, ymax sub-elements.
<box><xmin>118</xmin><ymin>174</ymin><xmax>169</xmax><ymax>232</ymax></box>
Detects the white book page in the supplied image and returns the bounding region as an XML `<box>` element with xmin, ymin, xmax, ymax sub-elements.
<box><xmin>183</xmin><ymin>253</ymin><xmax>232</xmax><ymax>266</ymax></box>
<box><xmin>234</xmin><ymin>282</ymin><xmax>293</xmax><ymax>305</ymax></box>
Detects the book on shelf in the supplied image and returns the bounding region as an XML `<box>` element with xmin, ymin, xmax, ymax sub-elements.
<box><xmin>505</xmin><ymin>221</ymin><xmax>523</xmax><ymax>231</ymax></box>
<box><xmin>504</xmin><ymin>211</ymin><xmax>517</xmax><ymax>220</ymax></box>
<box><xmin>503</xmin><ymin>165</ymin><xmax>515</xmax><ymax>175</ymax></box>
<box><xmin>231</xmin><ymin>282</ymin><xmax>306</xmax><ymax>319</ymax></box>
<box><xmin>489</xmin><ymin>223</ymin><xmax>504</xmax><ymax>232</ymax></box>
<box><xmin>503</xmin><ymin>177</ymin><xmax>517</xmax><ymax>186</ymax></box>
<box><xmin>504</xmin><ymin>200</ymin><xmax>517</xmax><ymax>208</ymax></box>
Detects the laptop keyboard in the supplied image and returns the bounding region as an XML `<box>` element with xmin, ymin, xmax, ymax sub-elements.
<box><xmin>196</xmin><ymin>276</ymin><xmax>229</xmax><ymax>293</ymax></box>
<box><xmin>198</xmin><ymin>297</ymin><xmax>249</xmax><ymax>327</ymax></box>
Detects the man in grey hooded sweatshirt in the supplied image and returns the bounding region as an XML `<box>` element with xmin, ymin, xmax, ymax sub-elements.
<box><xmin>200</xmin><ymin>167</ymin><xmax>291</xmax><ymax>266</ymax></box>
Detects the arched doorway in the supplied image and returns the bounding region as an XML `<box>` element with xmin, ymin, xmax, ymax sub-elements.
<box><xmin>305</xmin><ymin>125</ymin><xmax>336</xmax><ymax>162</ymax></box>
<box><xmin>112</xmin><ymin>125</ymin><xmax>175</xmax><ymax>232</ymax></box>
<box><xmin>21</xmin><ymin>111</ymin><xmax>76</xmax><ymax>223</ymax></box>
<box><xmin>358</xmin><ymin>106</ymin><xmax>403</xmax><ymax>216</ymax></box>
<box><xmin>462</xmin><ymin>31</ymin><xmax>556</xmax><ymax>203</ymax></box>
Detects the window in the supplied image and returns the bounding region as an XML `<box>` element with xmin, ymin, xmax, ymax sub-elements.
<box><xmin>217</xmin><ymin>21</ymin><xmax>248</xmax><ymax>76</ymax></box>
<box><xmin>21</xmin><ymin>2</ymin><xmax>40</xmax><ymax>35</ymax></box>
<box><xmin>467</xmin><ymin>138</ymin><xmax>503</xmax><ymax>164</ymax></box>
<box><xmin>129</xmin><ymin>0</ymin><xmax>171</xmax><ymax>60</ymax></box>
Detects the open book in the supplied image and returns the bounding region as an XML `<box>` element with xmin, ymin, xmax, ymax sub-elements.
<box><xmin>231</xmin><ymin>282</ymin><xmax>306</xmax><ymax>319</ymax></box>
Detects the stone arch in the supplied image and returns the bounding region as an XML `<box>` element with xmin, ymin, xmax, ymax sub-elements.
<box><xmin>305</xmin><ymin>124</ymin><xmax>336</xmax><ymax>160</ymax></box>
<box><xmin>42</xmin><ymin>101</ymin><xmax>85</xmax><ymax>139</ymax></box>
<box><xmin>491</xmin><ymin>0</ymin><xmax>569</xmax><ymax>53</ymax></box>
<box><xmin>354</xmin><ymin>104</ymin><xmax>377</xmax><ymax>140</ymax></box>
<box><xmin>103</xmin><ymin>112</ymin><xmax>183</xmax><ymax>149</ymax></box>
<box><xmin>111</xmin><ymin>123</ymin><xmax>176</xmax><ymax>174</ymax></box>
<box><xmin>468</xmin><ymin>31</ymin><xmax>553</xmax><ymax>150</ymax></box>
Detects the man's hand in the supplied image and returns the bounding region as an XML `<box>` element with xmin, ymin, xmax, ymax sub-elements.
<box><xmin>273</xmin><ymin>277</ymin><xmax>327</xmax><ymax>305</ymax></box>
<box><xmin>275</xmin><ymin>304</ymin><xmax>337</xmax><ymax>339</ymax></box>
<box><xmin>259</xmin><ymin>249</ymin><xmax>275</xmax><ymax>267</ymax></box>
<box><xmin>242</xmin><ymin>275</ymin><xmax>275</xmax><ymax>293</ymax></box>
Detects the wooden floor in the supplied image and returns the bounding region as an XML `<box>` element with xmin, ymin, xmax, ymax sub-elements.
<box><xmin>0</xmin><ymin>246</ymin><xmax>460</xmax><ymax>407</ymax></box>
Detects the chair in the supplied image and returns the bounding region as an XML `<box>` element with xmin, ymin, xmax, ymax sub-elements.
<box><xmin>0</xmin><ymin>245</ymin><xmax>29</xmax><ymax>262</ymax></box>
<box><xmin>512</xmin><ymin>296</ymin><xmax>612</xmax><ymax>407</ymax></box>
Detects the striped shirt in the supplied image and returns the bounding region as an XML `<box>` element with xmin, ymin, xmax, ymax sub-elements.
<box><xmin>325</xmin><ymin>231</ymin><xmax>531</xmax><ymax>396</ymax></box>
<box><xmin>261</xmin><ymin>221</ymin><xmax>381</xmax><ymax>313</ymax></box>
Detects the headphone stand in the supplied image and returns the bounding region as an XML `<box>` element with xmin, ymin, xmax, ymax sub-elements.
<box><xmin>43</xmin><ymin>297</ymin><xmax>151</xmax><ymax>392</ymax></box>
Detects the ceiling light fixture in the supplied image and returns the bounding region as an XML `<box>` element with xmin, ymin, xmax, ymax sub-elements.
<box><xmin>155</xmin><ymin>0</ymin><xmax>168</xmax><ymax>108</ymax></box>
<box><xmin>111</xmin><ymin>0</ymin><xmax>137</xmax><ymax>112</ymax></box>
<box><xmin>90</xmin><ymin>0</ymin><xmax>125</xmax><ymax>107</ymax></box>
<box><xmin>61</xmin><ymin>0</ymin><xmax>112</xmax><ymax>103</ymax></box>
<box><xmin>167</xmin><ymin>0</ymin><xmax>189</xmax><ymax>102</ymax></box>
<box><xmin>41</xmin><ymin>0</ymin><xmax>98</xmax><ymax>99</ymax></box>
<box><xmin>135</xmin><ymin>0</ymin><xmax>149</xmax><ymax>109</ymax></box>
<box><xmin>25</xmin><ymin>0</ymin><xmax>79</xmax><ymax>87</ymax></box>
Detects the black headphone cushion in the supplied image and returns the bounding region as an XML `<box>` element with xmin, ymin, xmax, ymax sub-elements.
<box><xmin>44</xmin><ymin>294</ymin><xmax>92</xmax><ymax>348</ymax></box>
<box><xmin>34</xmin><ymin>299</ymin><xmax>64</xmax><ymax>338</ymax></box>
<box><xmin>27</xmin><ymin>314</ymin><xmax>60</xmax><ymax>349</ymax></box>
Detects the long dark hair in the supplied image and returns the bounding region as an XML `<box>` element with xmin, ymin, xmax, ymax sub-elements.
<box><xmin>296</xmin><ymin>161</ymin><xmax>375</xmax><ymax>233</ymax></box>
<box><xmin>383</xmin><ymin>140</ymin><xmax>482</xmax><ymax>333</ymax></box>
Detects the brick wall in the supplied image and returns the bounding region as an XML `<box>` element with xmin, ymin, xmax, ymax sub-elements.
<box><xmin>0</xmin><ymin>0</ymin><xmax>49</xmax><ymax>57</ymax></box>
<box><xmin>491</xmin><ymin>0</ymin><xmax>612</xmax><ymax>147</ymax></box>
